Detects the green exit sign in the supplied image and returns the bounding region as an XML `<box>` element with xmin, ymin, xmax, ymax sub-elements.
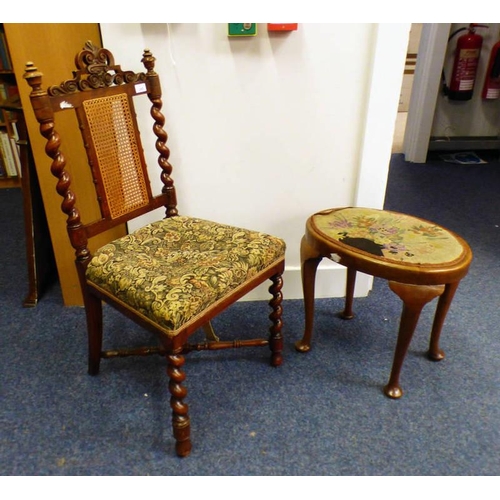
<box><xmin>228</xmin><ymin>24</ymin><xmax>257</xmax><ymax>37</ymax></box>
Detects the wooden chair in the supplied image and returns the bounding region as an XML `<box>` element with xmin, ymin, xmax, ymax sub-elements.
<box><xmin>23</xmin><ymin>41</ymin><xmax>285</xmax><ymax>457</ymax></box>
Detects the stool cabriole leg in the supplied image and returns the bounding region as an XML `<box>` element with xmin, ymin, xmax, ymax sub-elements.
<box><xmin>384</xmin><ymin>282</ymin><xmax>445</xmax><ymax>399</ymax></box>
<box><xmin>428</xmin><ymin>281</ymin><xmax>459</xmax><ymax>361</ymax></box>
<box><xmin>340</xmin><ymin>267</ymin><xmax>356</xmax><ymax>319</ymax></box>
<box><xmin>295</xmin><ymin>236</ymin><xmax>322</xmax><ymax>353</ymax></box>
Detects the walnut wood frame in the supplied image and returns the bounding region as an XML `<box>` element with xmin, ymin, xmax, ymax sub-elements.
<box><xmin>24</xmin><ymin>41</ymin><xmax>284</xmax><ymax>457</ymax></box>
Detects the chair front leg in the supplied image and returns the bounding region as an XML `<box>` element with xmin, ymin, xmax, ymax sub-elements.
<box><xmin>167</xmin><ymin>350</ymin><xmax>191</xmax><ymax>457</ymax></box>
<box><xmin>84</xmin><ymin>289</ymin><xmax>103</xmax><ymax>376</ymax></box>
<box><xmin>268</xmin><ymin>272</ymin><xmax>284</xmax><ymax>367</ymax></box>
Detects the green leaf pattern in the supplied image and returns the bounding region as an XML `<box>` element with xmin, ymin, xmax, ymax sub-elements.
<box><xmin>86</xmin><ymin>216</ymin><xmax>285</xmax><ymax>335</ymax></box>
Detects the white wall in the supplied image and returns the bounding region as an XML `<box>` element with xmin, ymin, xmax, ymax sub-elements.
<box><xmin>100</xmin><ymin>23</ymin><xmax>409</xmax><ymax>300</ymax></box>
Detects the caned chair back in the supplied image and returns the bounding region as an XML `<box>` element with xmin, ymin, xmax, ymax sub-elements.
<box><xmin>24</xmin><ymin>41</ymin><xmax>176</xmax><ymax>252</ymax></box>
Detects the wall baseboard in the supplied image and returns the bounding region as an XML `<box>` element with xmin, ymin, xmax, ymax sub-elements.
<box><xmin>240</xmin><ymin>264</ymin><xmax>374</xmax><ymax>301</ymax></box>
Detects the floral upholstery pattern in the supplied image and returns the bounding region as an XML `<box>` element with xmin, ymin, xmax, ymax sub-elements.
<box><xmin>86</xmin><ymin>216</ymin><xmax>286</xmax><ymax>336</ymax></box>
<box><xmin>311</xmin><ymin>207</ymin><xmax>465</xmax><ymax>265</ymax></box>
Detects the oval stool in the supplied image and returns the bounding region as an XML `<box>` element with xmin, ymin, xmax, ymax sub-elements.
<box><xmin>295</xmin><ymin>207</ymin><xmax>473</xmax><ymax>398</ymax></box>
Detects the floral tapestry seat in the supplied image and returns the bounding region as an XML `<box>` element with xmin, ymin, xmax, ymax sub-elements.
<box><xmin>311</xmin><ymin>207</ymin><xmax>466</xmax><ymax>266</ymax></box>
<box><xmin>86</xmin><ymin>216</ymin><xmax>286</xmax><ymax>337</ymax></box>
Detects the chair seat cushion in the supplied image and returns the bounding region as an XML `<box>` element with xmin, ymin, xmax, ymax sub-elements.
<box><xmin>86</xmin><ymin>216</ymin><xmax>286</xmax><ymax>335</ymax></box>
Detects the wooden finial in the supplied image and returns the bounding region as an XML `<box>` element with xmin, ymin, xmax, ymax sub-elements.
<box><xmin>23</xmin><ymin>62</ymin><xmax>45</xmax><ymax>96</ymax></box>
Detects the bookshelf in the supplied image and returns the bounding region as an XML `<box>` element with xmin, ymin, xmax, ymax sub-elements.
<box><xmin>2</xmin><ymin>103</ymin><xmax>56</xmax><ymax>305</ymax></box>
<box><xmin>0</xmin><ymin>24</ymin><xmax>21</xmax><ymax>187</ymax></box>
<box><xmin>0</xmin><ymin>24</ymin><xmax>55</xmax><ymax>305</ymax></box>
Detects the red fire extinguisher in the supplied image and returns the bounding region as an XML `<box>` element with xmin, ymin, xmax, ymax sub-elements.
<box><xmin>481</xmin><ymin>38</ymin><xmax>500</xmax><ymax>99</ymax></box>
<box><xmin>443</xmin><ymin>24</ymin><xmax>488</xmax><ymax>101</ymax></box>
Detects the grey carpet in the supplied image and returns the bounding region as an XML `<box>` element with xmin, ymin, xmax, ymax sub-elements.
<box><xmin>1</xmin><ymin>152</ymin><xmax>499</xmax><ymax>475</ymax></box>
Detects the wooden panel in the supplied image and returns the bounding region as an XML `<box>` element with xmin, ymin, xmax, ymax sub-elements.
<box><xmin>4</xmin><ymin>23</ymin><xmax>127</xmax><ymax>306</ymax></box>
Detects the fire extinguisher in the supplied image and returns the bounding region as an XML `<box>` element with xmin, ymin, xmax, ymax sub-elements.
<box><xmin>443</xmin><ymin>24</ymin><xmax>488</xmax><ymax>101</ymax></box>
<box><xmin>481</xmin><ymin>38</ymin><xmax>500</xmax><ymax>99</ymax></box>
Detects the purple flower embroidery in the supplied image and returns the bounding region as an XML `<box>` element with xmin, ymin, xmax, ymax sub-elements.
<box><xmin>383</xmin><ymin>242</ymin><xmax>407</xmax><ymax>255</ymax></box>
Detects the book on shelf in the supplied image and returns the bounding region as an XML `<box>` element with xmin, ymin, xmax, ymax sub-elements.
<box><xmin>0</xmin><ymin>145</ymin><xmax>7</xmax><ymax>177</ymax></box>
<box><xmin>0</xmin><ymin>130</ymin><xmax>20</xmax><ymax>177</ymax></box>
<box><xmin>0</xmin><ymin>31</ymin><xmax>12</xmax><ymax>71</ymax></box>
<box><xmin>0</xmin><ymin>82</ymin><xmax>6</xmax><ymax>102</ymax></box>
<box><xmin>9</xmin><ymin>134</ymin><xmax>21</xmax><ymax>175</ymax></box>
<box><xmin>10</xmin><ymin>118</ymin><xmax>19</xmax><ymax>141</ymax></box>
<box><xmin>0</xmin><ymin>82</ymin><xmax>19</xmax><ymax>106</ymax></box>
